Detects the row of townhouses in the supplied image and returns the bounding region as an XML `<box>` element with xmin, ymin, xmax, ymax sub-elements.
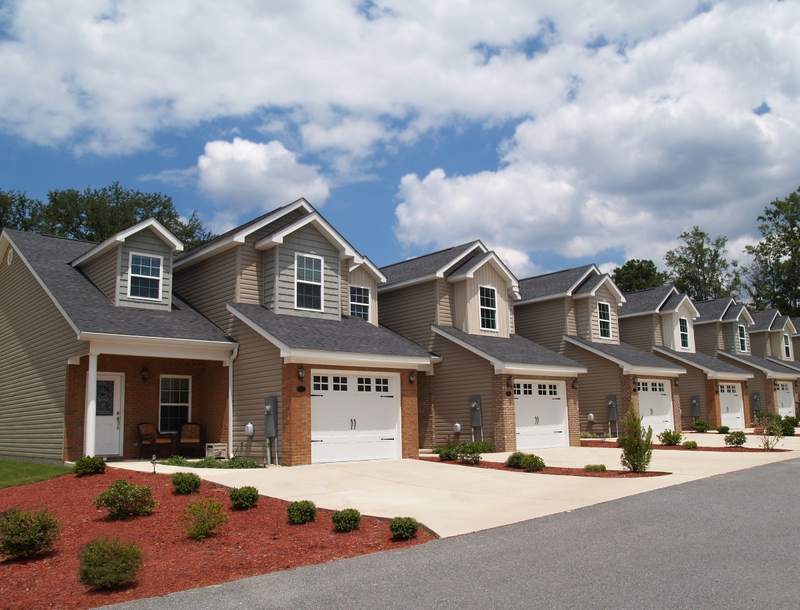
<box><xmin>1</xmin><ymin>198</ymin><xmax>798</xmax><ymax>465</ymax></box>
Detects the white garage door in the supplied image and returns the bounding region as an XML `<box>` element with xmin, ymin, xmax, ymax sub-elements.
<box><xmin>310</xmin><ymin>370</ymin><xmax>401</xmax><ymax>464</ymax></box>
<box><xmin>636</xmin><ymin>379</ymin><xmax>674</xmax><ymax>437</ymax></box>
<box><xmin>514</xmin><ymin>380</ymin><xmax>568</xmax><ymax>449</ymax></box>
<box><xmin>775</xmin><ymin>382</ymin><xmax>795</xmax><ymax>419</ymax></box>
<box><xmin>719</xmin><ymin>382</ymin><xmax>745</xmax><ymax>430</ymax></box>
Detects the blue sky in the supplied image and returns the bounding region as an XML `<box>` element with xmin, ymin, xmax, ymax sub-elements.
<box><xmin>1</xmin><ymin>1</ymin><xmax>798</xmax><ymax>276</ymax></box>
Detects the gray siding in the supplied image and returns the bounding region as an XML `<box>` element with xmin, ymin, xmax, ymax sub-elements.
<box><xmin>379</xmin><ymin>280</ymin><xmax>437</xmax><ymax>351</ymax></box>
<box><xmin>173</xmin><ymin>246</ymin><xmax>238</xmax><ymax>334</ymax></box>
<box><xmin>81</xmin><ymin>244</ymin><xmax>119</xmax><ymax>303</ymax></box>
<box><xmin>264</xmin><ymin>248</ymin><xmax>277</xmax><ymax>310</ymax></box>
<box><xmin>619</xmin><ymin>314</ymin><xmax>660</xmax><ymax>351</ymax></box>
<box><xmin>118</xmin><ymin>229</ymin><xmax>173</xmax><ymax>311</ymax></box>
<box><xmin>723</xmin><ymin>321</ymin><xmax>749</xmax><ymax>354</ymax></box>
<box><xmin>237</xmin><ymin>237</ymin><xmax>263</xmax><ymax>305</ymax></box>
<box><xmin>0</xmin><ymin>247</ymin><xmax>86</xmax><ymax>462</ymax></box>
<box><xmin>340</xmin><ymin>266</ymin><xmax>350</xmax><ymax>317</ymax></box>
<box><xmin>676</xmin><ymin>365</ymin><xmax>708</xmax><ymax>429</ymax></box>
<box><xmin>564</xmin><ymin>343</ymin><xmax>623</xmax><ymax>432</ymax></box>
<box><xmin>695</xmin><ymin>323</ymin><xmax>724</xmax><ymax>355</ymax></box>
<box><xmin>750</xmin><ymin>332</ymin><xmax>769</xmax><ymax>358</ymax></box>
<box><xmin>513</xmin><ymin>298</ymin><xmax>569</xmax><ymax>353</ymax></box>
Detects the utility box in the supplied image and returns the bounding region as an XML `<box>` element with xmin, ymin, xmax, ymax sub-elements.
<box><xmin>205</xmin><ymin>443</ymin><xmax>227</xmax><ymax>459</ymax></box>
<box><xmin>264</xmin><ymin>396</ymin><xmax>278</xmax><ymax>438</ymax></box>
<box><xmin>691</xmin><ymin>395</ymin><xmax>701</xmax><ymax>418</ymax></box>
<box><xmin>469</xmin><ymin>395</ymin><xmax>482</xmax><ymax>428</ymax></box>
<box><xmin>607</xmin><ymin>395</ymin><xmax>618</xmax><ymax>422</ymax></box>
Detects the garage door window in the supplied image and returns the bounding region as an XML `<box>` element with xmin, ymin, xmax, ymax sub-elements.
<box><xmin>357</xmin><ymin>377</ymin><xmax>372</xmax><ymax>392</ymax></box>
<box><xmin>651</xmin><ymin>381</ymin><xmax>665</xmax><ymax>392</ymax></box>
<box><xmin>375</xmin><ymin>378</ymin><xmax>389</xmax><ymax>393</ymax></box>
<box><xmin>636</xmin><ymin>380</ymin><xmax>649</xmax><ymax>392</ymax></box>
<box><xmin>313</xmin><ymin>375</ymin><xmax>329</xmax><ymax>391</ymax></box>
<box><xmin>332</xmin><ymin>376</ymin><xmax>347</xmax><ymax>391</ymax></box>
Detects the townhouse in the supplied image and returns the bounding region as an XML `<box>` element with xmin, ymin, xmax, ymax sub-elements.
<box><xmin>513</xmin><ymin>266</ymin><xmax>685</xmax><ymax>437</ymax></box>
<box><xmin>618</xmin><ymin>285</ymin><xmax>753</xmax><ymax>430</ymax></box>
<box><xmin>378</xmin><ymin>243</ymin><xmax>586</xmax><ymax>451</ymax></box>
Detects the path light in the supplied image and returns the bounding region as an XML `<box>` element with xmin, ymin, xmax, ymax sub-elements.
<box><xmin>150</xmin><ymin>454</ymin><xmax>157</xmax><ymax>474</ymax></box>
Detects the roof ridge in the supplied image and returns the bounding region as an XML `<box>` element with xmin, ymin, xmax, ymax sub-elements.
<box><xmin>3</xmin><ymin>228</ymin><xmax>97</xmax><ymax>245</ymax></box>
<box><xmin>380</xmin><ymin>240</ymin><xmax>480</xmax><ymax>270</ymax></box>
<box><xmin>517</xmin><ymin>263</ymin><xmax>594</xmax><ymax>282</ymax></box>
<box><xmin>622</xmin><ymin>283</ymin><xmax>674</xmax><ymax>296</ymax></box>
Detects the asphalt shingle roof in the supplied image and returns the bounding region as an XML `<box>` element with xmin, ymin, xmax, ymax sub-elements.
<box><xmin>573</xmin><ymin>273</ymin><xmax>609</xmax><ymax>296</ymax></box>
<box><xmin>228</xmin><ymin>303</ymin><xmax>431</xmax><ymax>358</ymax></box>
<box><xmin>749</xmin><ymin>308</ymin><xmax>779</xmax><ymax>332</ymax></box>
<box><xmin>445</xmin><ymin>249</ymin><xmax>489</xmax><ymax>278</ymax></box>
<box><xmin>380</xmin><ymin>241</ymin><xmax>482</xmax><ymax>287</ymax></box>
<box><xmin>694</xmin><ymin>298</ymin><xmax>734</xmax><ymax>323</ymax></box>
<box><xmin>792</xmin><ymin>318</ymin><xmax>800</xmax><ymax>335</ymax></box>
<box><xmin>567</xmin><ymin>336</ymin><xmax>684</xmax><ymax>371</ymax></box>
<box><xmin>517</xmin><ymin>265</ymin><xmax>596</xmax><ymax>302</ymax></box>
<box><xmin>660</xmin><ymin>291</ymin><xmax>686</xmax><ymax>311</ymax></box>
<box><xmin>620</xmin><ymin>285</ymin><xmax>675</xmax><ymax>316</ymax></box>
<box><xmin>718</xmin><ymin>352</ymin><xmax>800</xmax><ymax>377</ymax></box>
<box><xmin>655</xmin><ymin>347</ymin><xmax>752</xmax><ymax>376</ymax></box>
<box><xmin>5</xmin><ymin>229</ymin><xmax>231</xmax><ymax>343</ymax></box>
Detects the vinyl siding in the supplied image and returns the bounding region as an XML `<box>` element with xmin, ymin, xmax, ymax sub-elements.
<box><xmin>173</xmin><ymin>246</ymin><xmax>238</xmax><ymax>334</ymax></box>
<box><xmin>118</xmin><ymin>229</ymin><xmax>173</xmax><ymax>311</ymax></box>
<box><xmin>340</xmin><ymin>266</ymin><xmax>350</xmax><ymax>317</ymax></box>
<box><xmin>465</xmin><ymin>263</ymin><xmax>512</xmax><ymax>337</ymax></box>
<box><xmin>81</xmin><ymin>244</ymin><xmax>119</xmax><ymax>303</ymax></box>
<box><xmin>723</xmin><ymin>321</ymin><xmax>750</xmax><ymax>354</ymax></box>
<box><xmin>619</xmin><ymin>314</ymin><xmax>660</xmax><ymax>351</ymax></box>
<box><xmin>347</xmin><ymin>266</ymin><xmax>379</xmax><ymax>325</ymax></box>
<box><xmin>673</xmin><ymin>364</ymin><xmax>708</xmax><ymax>429</ymax></box>
<box><xmin>452</xmin><ymin>280</ymin><xmax>467</xmax><ymax>330</ymax></box>
<box><xmin>750</xmin><ymin>332</ymin><xmax>770</xmax><ymax>358</ymax></box>
<box><xmin>748</xmin><ymin>370</ymin><xmax>769</xmax><ymax>413</ymax></box>
<box><xmin>436</xmin><ymin>279</ymin><xmax>453</xmax><ymax>326</ymax></box>
<box><xmin>587</xmin><ymin>285</ymin><xmax>620</xmax><ymax>344</ymax></box>
<box><xmin>513</xmin><ymin>298</ymin><xmax>569</xmax><ymax>353</ymax></box>
<box><xmin>237</xmin><ymin>236</ymin><xmax>263</xmax><ymax>305</ymax></box>
<box><xmin>695</xmin><ymin>322</ymin><xmax>724</xmax><ymax>355</ymax></box>
<box><xmin>564</xmin><ymin>343</ymin><xmax>623</xmax><ymax>432</ymax></box>
<box><xmin>0</xmin><ymin>247</ymin><xmax>86</xmax><ymax>462</ymax></box>
<box><xmin>379</xmin><ymin>280</ymin><xmax>437</xmax><ymax>351</ymax></box>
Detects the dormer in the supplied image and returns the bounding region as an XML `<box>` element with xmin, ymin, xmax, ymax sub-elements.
<box><xmin>693</xmin><ymin>298</ymin><xmax>754</xmax><ymax>356</ymax></box>
<box><xmin>619</xmin><ymin>285</ymin><xmax>699</xmax><ymax>353</ymax></box>
<box><xmin>749</xmin><ymin>308</ymin><xmax>796</xmax><ymax>362</ymax></box>
<box><xmin>71</xmin><ymin>218</ymin><xmax>183</xmax><ymax>311</ymax></box>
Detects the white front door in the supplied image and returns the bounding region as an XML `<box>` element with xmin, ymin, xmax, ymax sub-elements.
<box><xmin>94</xmin><ymin>373</ymin><xmax>124</xmax><ymax>456</ymax></box>
<box><xmin>719</xmin><ymin>382</ymin><xmax>745</xmax><ymax>430</ymax></box>
<box><xmin>310</xmin><ymin>371</ymin><xmax>401</xmax><ymax>463</ymax></box>
<box><xmin>775</xmin><ymin>382</ymin><xmax>795</xmax><ymax>418</ymax></box>
<box><xmin>636</xmin><ymin>379</ymin><xmax>674</xmax><ymax>437</ymax></box>
<box><xmin>514</xmin><ymin>380</ymin><xmax>568</xmax><ymax>449</ymax></box>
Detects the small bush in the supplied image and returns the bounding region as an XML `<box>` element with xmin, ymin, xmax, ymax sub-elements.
<box><xmin>682</xmin><ymin>440</ymin><xmax>698</xmax><ymax>450</ymax></box>
<box><xmin>457</xmin><ymin>447</ymin><xmax>482</xmax><ymax>465</ymax></box>
<box><xmin>619</xmin><ymin>408</ymin><xmax>653</xmax><ymax>473</ymax></box>
<box><xmin>716</xmin><ymin>426</ymin><xmax>730</xmax><ymax>435</ymax></box>
<box><xmin>390</xmin><ymin>516</ymin><xmax>418</xmax><ymax>541</ymax></box>
<box><xmin>724</xmin><ymin>431</ymin><xmax>747</xmax><ymax>447</ymax></box>
<box><xmin>657</xmin><ymin>429</ymin><xmax>683</xmax><ymax>446</ymax></box>
<box><xmin>287</xmin><ymin>500</ymin><xmax>317</xmax><ymax>525</ymax></box>
<box><xmin>437</xmin><ymin>446</ymin><xmax>458</xmax><ymax>461</ymax></box>
<box><xmin>229</xmin><ymin>486</ymin><xmax>259</xmax><ymax>510</ymax></box>
<box><xmin>159</xmin><ymin>455</ymin><xmax>190</xmax><ymax>466</ymax></box>
<box><xmin>584</xmin><ymin>464</ymin><xmax>607</xmax><ymax>472</ymax></box>
<box><xmin>184</xmin><ymin>500</ymin><xmax>227</xmax><ymax>539</ymax></box>
<box><xmin>693</xmin><ymin>420</ymin><xmax>709</xmax><ymax>433</ymax></box>
<box><xmin>192</xmin><ymin>456</ymin><xmax>224</xmax><ymax>468</ymax></box>
<box><xmin>332</xmin><ymin>508</ymin><xmax>361</xmax><ymax>533</ymax></box>
<box><xmin>74</xmin><ymin>456</ymin><xmax>106</xmax><ymax>476</ymax></box>
<box><xmin>781</xmin><ymin>416</ymin><xmax>797</xmax><ymax>437</ymax></box>
<box><xmin>79</xmin><ymin>538</ymin><xmax>143</xmax><ymax>590</ymax></box>
<box><xmin>457</xmin><ymin>441</ymin><xmax>495</xmax><ymax>453</ymax></box>
<box><xmin>0</xmin><ymin>508</ymin><xmax>59</xmax><ymax>559</ymax></box>
<box><xmin>227</xmin><ymin>456</ymin><xmax>261</xmax><ymax>469</ymax></box>
<box><xmin>171</xmin><ymin>472</ymin><xmax>201</xmax><ymax>495</ymax></box>
<box><xmin>756</xmin><ymin>412</ymin><xmax>784</xmax><ymax>450</ymax></box>
<box><xmin>505</xmin><ymin>451</ymin><xmax>526</xmax><ymax>469</ymax></box>
<box><xmin>520</xmin><ymin>454</ymin><xmax>545</xmax><ymax>472</ymax></box>
<box><xmin>95</xmin><ymin>480</ymin><xmax>156</xmax><ymax>520</ymax></box>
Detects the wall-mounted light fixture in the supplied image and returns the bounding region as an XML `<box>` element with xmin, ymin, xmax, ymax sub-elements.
<box><xmin>140</xmin><ymin>367</ymin><xmax>150</xmax><ymax>384</ymax></box>
<box><xmin>244</xmin><ymin>422</ymin><xmax>255</xmax><ymax>437</ymax></box>
<box><xmin>587</xmin><ymin>412</ymin><xmax>595</xmax><ymax>422</ymax></box>
<box><xmin>452</xmin><ymin>422</ymin><xmax>462</xmax><ymax>433</ymax></box>
<box><xmin>409</xmin><ymin>371</ymin><xmax>416</xmax><ymax>383</ymax></box>
<box><xmin>297</xmin><ymin>365</ymin><xmax>305</xmax><ymax>380</ymax></box>
<box><xmin>571</xmin><ymin>379</ymin><xmax>578</xmax><ymax>390</ymax></box>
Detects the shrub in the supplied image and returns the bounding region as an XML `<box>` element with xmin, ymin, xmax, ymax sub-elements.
<box><xmin>584</xmin><ymin>464</ymin><xmax>606</xmax><ymax>472</ymax></box>
<box><xmin>437</xmin><ymin>446</ymin><xmax>458</xmax><ymax>461</ymax></box>
<box><xmin>692</xmin><ymin>420</ymin><xmax>709</xmax><ymax>433</ymax></box>
<box><xmin>520</xmin><ymin>454</ymin><xmax>545</xmax><ymax>472</ymax></box>
<box><xmin>287</xmin><ymin>500</ymin><xmax>317</xmax><ymax>525</ymax></box>
<box><xmin>457</xmin><ymin>447</ymin><xmax>482</xmax><ymax>465</ymax></box>
<box><xmin>95</xmin><ymin>480</ymin><xmax>156</xmax><ymax>520</ymax></box>
<box><xmin>79</xmin><ymin>538</ymin><xmax>143</xmax><ymax>590</ymax></box>
<box><xmin>716</xmin><ymin>426</ymin><xmax>730</xmax><ymax>435</ymax></box>
<box><xmin>657</xmin><ymin>429</ymin><xmax>683</xmax><ymax>446</ymax></box>
<box><xmin>390</xmin><ymin>516</ymin><xmax>418</xmax><ymax>541</ymax></box>
<box><xmin>74</xmin><ymin>456</ymin><xmax>105</xmax><ymax>476</ymax></box>
<box><xmin>781</xmin><ymin>416</ymin><xmax>797</xmax><ymax>437</ymax></box>
<box><xmin>0</xmin><ymin>508</ymin><xmax>59</xmax><ymax>559</ymax></box>
<box><xmin>227</xmin><ymin>457</ymin><xmax>261</xmax><ymax>469</ymax></box>
<box><xmin>192</xmin><ymin>456</ymin><xmax>224</xmax><ymax>468</ymax></box>
<box><xmin>159</xmin><ymin>455</ymin><xmax>190</xmax><ymax>466</ymax></box>
<box><xmin>229</xmin><ymin>486</ymin><xmax>259</xmax><ymax>510</ymax></box>
<box><xmin>618</xmin><ymin>407</ymin><xmax>653</xmax><ymax>473</ymax></box>
<box><xmin>171</xmin><ymin>472</ymin><xmax>201</xmax><ymax>495</ymax></box>
<box><xmin>724</xmin><ymin>431</ymin><xmax>747</xmax><ymax>447</ymax></box>
<box><xmin>580</xmin><ymin>431</ymin><xmax>596</xmax><ymax>438</ymax></box>
<box><xmin>756</xmin><ymin>412</ymin><xmax>784</xmax><ymax>450</ymax></box>
<box><xmin>184</xmin><ymin>500</ymin><xmax>227</xmax><ymax>540</ymax></box>
<box><xmin>332</xmin><ymin>508</ymin><xmax>361</xmax><ymax>533</ymax></box>
<box><xmin>457</xmin><ymin>441</ymin><xmax>495</xmax><ymax>453</ymax></box>
<box><xmin>505</xmin><ymin>451</ymin><xmax>526</xmax><ymax>469</ymax></box>
<box><xmin>682</xmin><ymin>440</ymin><xmax>698</xmax><ymax>450</ymax></box>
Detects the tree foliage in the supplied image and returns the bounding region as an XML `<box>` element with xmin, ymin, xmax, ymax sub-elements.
<box><xmin>611</xmin><ymin>259</ymin><xmax>670</xmax><ymax>293</ymax></box>
<box><xmin>664</xmin><ymin>226</ymin><xmax>742</xmax><ymax>301</ymax></box>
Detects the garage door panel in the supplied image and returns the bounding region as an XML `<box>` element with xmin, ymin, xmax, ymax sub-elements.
<box><xmin>719</xmin><ymin>382</ymin><xmax>744</xmax><ymax>430</ymax></box>
<box><xmin>514</xmin><ymin>380</ymin><xmax>568</xmax><ymax>449</ymax></box>
<box><xmin>636</xmin><ymin>379</ymin><xmax>674</xmax><ymax>437</ymax></box>
<box><xmin>776</xmin><ymin>382</ymin><xmax>795</xmax><ymax>418</ymax></box>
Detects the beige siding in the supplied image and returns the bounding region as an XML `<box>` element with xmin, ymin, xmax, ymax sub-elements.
<box><xmin>237</xmin><ymin>237</ymin><xmax>263</xmax><ymax>305</ymax></box>
<box><xmin>452</xmin><ymin>280</ymin><xmax>467</xmax><ymax>330</ymax></box>
<box><xmin>231</xmin><ymin>320</ymin><xmax>283</xmax><ymax>462</ymax></box>
<box><xmin>586</xmin><ymin>285</ymin><xmax>620</xmax><ymax>344</ymax></box>
<box><xmin>435</xmin><ymin>279</ymin><xmax>453</xmax><ymax>326</ymax></box>
<box><xmin>748</xmin><ymin>370</ymin><xmax>768</xmax><ymax>413</ymax></box>
<box><xmin>173</xmin><ymin>246</ymin><xmax>238</xmax><ymax>334</ymax></box>
<box><xmin>723</xmin><ymin>321</ymin><xmax>750</xmax><ymax>354</ymax></box>
<box><xmin>695</xmin><ymin>323</ymin><xmax>724</xmax><ymax>355</ymax></box>
<box><xmin>118</xmin><ymin>229</ymin><xmax>173</xmax><ymax>311</ymax></box>
<box><xmin>675</xmin><ymin>365</ymin><xmax>708</xmax><ymax>428</ymax></box>
<box><xmin>619</xmin><ymin>315</ymin><xmax>659</xmax><ymax>351</ymax></box>
<box><xmin>81</xmin><ymin>244</ymin><xmax>119</xmax><ymax>303</ymax></box>
<box><xmin>379</xmin><ymin>281</ymin><xmax>437</xmax><ymax>351</ymax></box>
<box><xmin>769</xmin><ymin>332</ymin><xmax>791</xmax><ymax>360</ymax></box>
<box><xmin>750</xmin><ymin>332</ymin><xmax>769</xmax><ymax>358</ymax></box>
<box><xmin>463</xmin><ymin>263</ymin><xmax>512</xmax><ymax>337</ymax></box>
<box><xmin>0</xmin><ymin>247</ymin><xmax>86</xmax><ymax>462</ymax></box>
<box><xmin>513</xmin><ymin>298</ymin><xmax>569</xmax><ymax>353</ymax></box>
<box><xmin>348</xmin><ymin>266</ymin><xmax>379</xmax><ymax>325</ymax></box>
<box><xmin>564</xmin><ymin>343</ymin><xmax>623</xmax><ymax>432</ymax></box>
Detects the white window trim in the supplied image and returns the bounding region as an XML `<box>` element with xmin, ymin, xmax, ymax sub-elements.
<box><xmin>479</xmin><ymin>285</ymin><xmax>499</xmax><ymax>332</ymax></box>
<box><xmin>294</xmin><ymin>252</ymin><xmax>324</xmax><ymax>312</ymax></box>
<box><xmin>678</xmin><ymin>317</ymin><xmax>690</xmax><ymax>350</ymax></box>
<box><xmin>737</xmin><ymin>324</ymin><xmax>748</xmax><ymax>352</ymax></box>
<box><xmin>158</xmin><ymin>374</ymin><xmax>192</xmax><ymax>434</ymax></box>
<box><xmin>349</xmin><ymin>285</ymin><xmax>371</xmax><ymax>322</ymax></box>
<box><xmin>127</xmin><ymin>251</ymin><xmax>164</xmax><ymax>302</ymax></box>
<box><xmin>783</xmin><ymin>334</ymin><xmax>792</xmax><ymax>359</ymax></box>
<box><xmin>597</xmin><ymin>301</ymin><xmax>612</xmax><ymax>339</ymax></box>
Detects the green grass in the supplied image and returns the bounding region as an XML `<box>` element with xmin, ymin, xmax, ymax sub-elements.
<box><xmin>0</xmin><ymin>460</ymin><xmax>73</xmax><ymax>489</ymax></box>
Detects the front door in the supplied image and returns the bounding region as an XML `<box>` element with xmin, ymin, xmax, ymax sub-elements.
<box><xmin>719</xmin><ymin>382</ymin><xmax>745</xmax><ymax>430</ymax></box>
<box><xmin>94</xmin><ymin>373</ymin><xmax>124</xmax><ymax>456</ymax></box>
<box><xmin>775</xmin><ymin>382</ymin><xmax>795</xmax><ymax>418</ymax></box>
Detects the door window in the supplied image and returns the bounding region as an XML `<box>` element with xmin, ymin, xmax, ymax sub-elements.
<box><xmin>96</xmin><ymin>380</ymin><xmax>114</xmax><ymax>416</ymax></box>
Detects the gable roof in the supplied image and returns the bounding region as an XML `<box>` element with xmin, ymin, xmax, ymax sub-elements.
<box><xmin>516</xmin><ymin>264</ymin><xmax>598</xmax><ymax>304</ymax></box>
<box><xmin>653</xmin><ymin>347</ymin><xmax>753</xmax><ymax>380</ymax></box>
<box><xmin>379</xmin><ymin>241</ymin><xmax>487</xmax><ymax>291</ymax></box>
<box><xmin>717</xmin><ymin>351</ymin><xmax>800</xmax><ymax>380</ymax></box>
<box><xmin>564</xmin><ymin>336</ymin><xmax>685</xmax><ymax>376</ymax></box>
<box><xmin>572</xmin><ymin>273</ymin><xmax>625</xmax><ymax>303</ymax></box>
<box><xmin>619</xmin><ymin>285</ymin><xmax>698</xmax><ymax>319</ymax></box>
<box><xmin>749</xmin><ymin>308</ymin><xmax>780</xmax><ymax>332</ymax></box>
<box><xmin>71</xmin><ymin>218</ymin><xmax>184</xmax><ymax>267</ymax></box>
<box><xmin>2</xmin><ymin>229</ymin><xmax>231</xmax><ymax>345</ymax></box>
<box><xmin>694</xmin><ymin>298</ymin><xmax>754</xmax><ymax>325</ymax></box>
<box><xmin>792</xmin><ymin>318</ymin><xmax>800</xmax><ymax>337</ymax></box>
<box><xmin>445</xmin><ymin>251</ymin><xmax>519</xmax><ymax>294</ymax></box>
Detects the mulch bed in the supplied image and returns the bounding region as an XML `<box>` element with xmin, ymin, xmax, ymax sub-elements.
<box><xmin>580</xmin><ymin>440</ymin><xmax>788</xmax><ymax>452</ymax></box>
<box><xmin>0</xmin><ymin>469</ymin><xmax>435</xmax><ymax>609</ymax></box>
<box><xmin>420</xmin><ymin>457</ymin><xmax>668</xmax><ymax>478</ymax></box>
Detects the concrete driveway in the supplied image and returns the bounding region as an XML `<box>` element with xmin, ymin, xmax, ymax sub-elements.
<box><xmin>111</xmin><ymin>443</ymin><xmax>796</xmax><ymax>538</ymax></box>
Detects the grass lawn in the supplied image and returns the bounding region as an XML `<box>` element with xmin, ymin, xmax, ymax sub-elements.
<box><xmin>0</xmin><ymin>459</ymin><xmax>72</xmax><ymax>488</ymax></box>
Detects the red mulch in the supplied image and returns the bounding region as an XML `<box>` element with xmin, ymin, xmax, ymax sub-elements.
<box><xmin>579</xmin><ymin>439</ymin><xmax>788</xmax><ymax>452</ymax></box>
<box><xmin>0</xmin><ymin>469</ymin><xmax>435</xmax><ymax>610</ymax></box>
<box><xmin>419</xmin><ymin>457</ymin><xmax>668</xmax><ymax>477</ymax></box>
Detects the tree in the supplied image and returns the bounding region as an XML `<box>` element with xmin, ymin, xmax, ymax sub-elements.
<box><xmin>0</xmin><ymin>190</ymin><xmax>42</xmax><ymax>232</ymax></box>
<box><xmin>744</xmin><ymin>187</ymin><xmax>800</xmax><ymax>316</ymax></box>
<box><xmin>664</xmin><ymin>226</ymin><xmax>743</xmax><ymax>301</ymax></box>
<box><xmin>618</xmin><ymin>407</ymin><xmax>653</xmax><ymax>473</ymax></box>
<box><xmin>611</xmin><ymin>259</ymin><xmax>670</xmax><ymax>293</ymax></box>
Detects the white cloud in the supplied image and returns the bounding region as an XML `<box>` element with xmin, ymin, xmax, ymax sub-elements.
<box><xmin>597</xmin><ymin>262</ymin><xmax>617</xmax><ymax>275</ymax></box>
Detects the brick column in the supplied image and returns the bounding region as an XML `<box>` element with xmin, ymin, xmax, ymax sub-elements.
<box><xmin>492</xmin><ymin>374</ymin><xmax>517</xmax><ymax>452</ymax></box>
<box><xmin>400</xmin><ymin>371</ymin><xmax>420</xmax><ymax>459</ymax></box>
<box><xmin>741</xmin><ymin>381</ymin><xmax>753</xmax><ymax>427</ymax></box>
<box><xmin>670</xmin><ymin>379</ymin><xmax>682</xmax><ymax>432</ymax></box>
<box><xmin>566</xmin><ymin>379</ymin><xmax>580</xmax><ymax>447</ymax></box>
<box><xmin>706</xmin><ymin>379</ymin><xmax>721</xmax><ymax>429</ymax></box>
<box><xmin>281</xmin><ymin>363</ymin><xmax>311</xmax><ymax>466</ymax></box>
<box><xmin>621</xmin><ymin>374</ymin><xmax>638</xmax><ymax>419</ymax></box>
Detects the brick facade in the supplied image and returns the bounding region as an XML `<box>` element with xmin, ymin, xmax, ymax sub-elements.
<box><xmin>624</xmin><ymin>374</ymin><xmax>682</xmax><ymax>432</ymax></box>
<box><xmin>492</xmin><ymin>375</ymin><xmax>516</xmax><ymax>452</ymax></box>
<box><xmin>566</xmin><ymin>381</ymin><xmax>580</xmax><ymax>446</ymax></box>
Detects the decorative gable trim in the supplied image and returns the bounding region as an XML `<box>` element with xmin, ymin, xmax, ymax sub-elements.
<box><xmin>572</xmin><ymin>274</ymin><xmax>626</xmax><ymax>304</ymax></box>
<box><xmin>446</xmin><ymin>251</ymin><xmax>519</xmax><ymax>296</ymax></box>
<box><xmin>348</xmin><ymin>258</ymin><xmax>387</xmax><ymax>284</ymax></box>
<box><xmin>662</xmin><ymin>294</ymin><xmax>700</xmax><ymax>318</ymax></box>
<box><xmin>71</xmin><ymin>218</ymin><xmax>183</xmax><ymax>268</ymax></box>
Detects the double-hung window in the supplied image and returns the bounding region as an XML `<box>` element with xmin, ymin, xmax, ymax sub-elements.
<box><xmin>737</xmin><ymin>325</ymin><xmax>748</xmax><ymax>352</ymax></box>
<box><xmin>479</xmin><ymin>286</ymin><xmax>497</xmax><ymax>331</ymax></box>
<box><xmin>295</xmin><ymin>253</ymin><xmax>323</xmax><ymax>311</ymax></box>
<box><xmin>597</xmin><ymin>302</ymin><xmax>612</xmax><ymax>339</ymax></box>
<box><xmin>128</xmin><ymin>253</ymin><xmax>162</xmax><ymax>300</ymax></box>
<box><xmin>784</xmin><ymin>334</ymin><xmax>792</xmax><ymax>359</ymax></box>
<box><xmin>350</xmin><ymin>286</ymin><xmax>370</xmax><ymax>320</ymax></box>
<box><xmin>159</xmin><ymin>376</ymin><xmax>191</xmax><ymax>433</ymax></box>
<box><xmin>679</xmin><ymin>318</ymin><xmax>690</xmax><ymax>349</ymax></box>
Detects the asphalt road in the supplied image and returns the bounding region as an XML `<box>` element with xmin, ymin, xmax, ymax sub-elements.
<box><xmin>110</xmin><ymin>458</ymin><xmax>800</xmax><ymax>610</ymax></box>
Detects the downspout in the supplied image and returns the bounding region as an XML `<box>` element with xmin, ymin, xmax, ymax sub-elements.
<box><xmin>227</xmin><ymin>344</ymin><xmax>239</xmax><ymax>458</ymax></box>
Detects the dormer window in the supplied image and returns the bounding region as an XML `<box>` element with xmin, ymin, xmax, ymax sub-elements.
<box><xmin>737</xmin><ymin>324</ymin><xmax>747</xmax><ymax>352</ymax></box>
<box><xmin>679</xmin><ymin>317</ymin><xmax>690</xmax><ymax>349</ymax></box>
<box><xmin>128</xmin><ymin>253</ymin><xmax>162</xmax><ymax>300</ymax></box>
<box><xmin>783</xmin><ymin>334</ymin><xmax>792</xmax><ymax>359</ymax></box>
<box><xmin>350</xmin><ymin>286</ymin><xmax>370</xmax><ymax>321</ymax></box>
<box><xmin>479</xmin><ymin>286</ymin><xmax>497</xmax><ymax>331</ymax></box>
<box><xmin>598</xmin><ymin>302</ymin><xmax>612</xmax><ymax>339</ymax></box>
<box><xmin>295</xmin><ymin>253</ymin><xmax>323</xmax><ymax>311</ymax></box>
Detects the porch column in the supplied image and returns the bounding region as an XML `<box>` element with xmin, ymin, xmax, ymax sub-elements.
<box><xmin>84</xmin><ymin>353</ymin><xmax>98</xmax><ymax>457</ymax></box>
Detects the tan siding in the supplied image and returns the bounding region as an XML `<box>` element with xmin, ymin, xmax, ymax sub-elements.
<box><xmin>237</xmin><ymin>237</ymin><xmax>263</xmax><ymax>305</ymax></box>
<box><xmin>348</xmin><ymin>266</ymin><xmax>379</xmax><ymax>325</ymax></box>
<box><xmin>564</xmin><ymin>344</ymin><xmax>623</xmax><ymax>432</ymax></box>
<box><xmin>379</xmin><ymin>281</ymin><xmax>437</xmax><ymax>351</ymax></box>
<box><xmin>118</xmin><ymin>229</ymin><xmax>173</xmax><ymax>311</ymax></box>
<box><xmin>675</xmin><ymin>365</ymin><xmax>708</xmax><ymax>429</ymax></box>
<box><xmin>575</xmin><ymin>297</ymin><xmax>592</xmax><ymax>341</ymax></box>
<box><xmin>508</xmin><ymin>298</ymin><xmax>515</xmax><ymax>335</ymax></box>
<box><xmin>435</xmin><ymin>279</ymin><xmax>453</xmax><ymax>326</ymax></box>
<box><xmin>513</xmin><ymin>298</ymin><xmax>569</xmax><ymax>353</ymax></box>
<box><xmin>654</xmin><ymin>316</ymin><xmax>663</xmax><ymax>345</ymax></box>
<box><xmin>588</xmin><ymin>285</ymin><xmax>620</xmax><ymax>344</ymax></box>
<box><xmin>465</xmin><ymin>263</ymin><xmax>511</xmax><ymax>337</ymax></box>
<box><xmin>173</xmin><ymin>247</ymin><xmax>238</xmax><ymax>334</ymax></box>
<box><xmin>452</xmin><ymin>280</ymin><xmax>467</xmax><ymax>330</ymax></box>
<box><xmin>619</xmin><ymin>314</ymin><xmax>659</xmax><ymax>351</ymax></box>
<box><xmin>695</xmin><ymin>323</ymin><xmax>724</xmax><ymax>355</ymax></box>
<box><xmin>750</xmin><ymin>332</ymin><xmax>769</xmax><ymax>358</ymax></box>
<box><xmin>748</xmin><ymin>371</ymin><xmax>768</xmax><ymax>413</ymax></box>
<box><xmin>81</xmin><ymin>244</ymin><xmax>119</xmax><ymax>303</ymax></box>
<box><xmin>0</xmin><ymin>248</ymin><xmax>86</xmax><ymax>462</ymax></box>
